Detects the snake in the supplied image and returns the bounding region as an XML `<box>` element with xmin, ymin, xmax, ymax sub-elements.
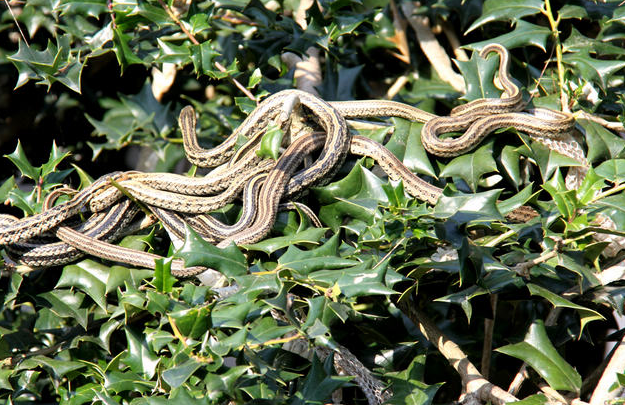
<box><xmin>1</xmin><ymin>43</ymin><xmax>583</xmax><ymax>273</ymax></box>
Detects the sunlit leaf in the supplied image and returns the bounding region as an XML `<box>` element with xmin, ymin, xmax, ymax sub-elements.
<box><xmin>496</xmin><ymin>320</ymin><xmax>582</xmax><ymax>392</ymax></box>
<box><xmin>465</xmin><ymin>0</ymin><xmax>544</xmax><ymax>34</ymax></box>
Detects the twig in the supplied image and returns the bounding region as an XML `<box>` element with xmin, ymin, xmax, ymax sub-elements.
<box><xmin>4</xmin><ymin>0</ymin><xmax>29</xmax><ymax>45</ymax></box>
<box><xmin>401</xmin><ymin>3</ymin><xmax>464</xmax><ymax>92</ymax></box>
<box><xmin>397</xmin><ymin>299</ymin><xmax>519</xmax><ymax>405</ymax></box>
<box><xmin>507</xmin><ymin>365</ymin><xmax>529</xmax><ymax>395</ymax></box>
<box><xmin>441</xmin><ymin>21</ymin><xmax>468</xmax><ymax>62</ymax></box>
<box><xmin>155</xmin><ymin>0</ymin><xmax>256</xmax><ymax>101</ymax></box>
<box><xmin>542</xmin><ymin>0</ymin><xmax>567</xmax><ymax>111</ymax></box>
<box><xmin>481</xmin><ymin>294</ymin><xmax>497</xmax><ymax>379</ymax></box>
<box><xmin>385</xmin><ymin>75</ymin><xmax>409</xmax><ymax>100</ymax></box>
<box><xmin>589</xmin><ymin>331</ymin><xmax>625</xmax><ymax>405</ymax></box>
<box><xmin>576</xmin><ymin>110</ymin><xmax>625</xmax><ymax>137</ymax></box>
<box><xmin>281</xmin><ymin>47</ymin><xmax>322</xmax><ymax>97</ymax></box>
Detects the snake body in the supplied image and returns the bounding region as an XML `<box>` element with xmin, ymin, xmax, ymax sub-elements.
<box><xmin>1</xmin><ymin>43</ymin><xmax>591</xmax><ymax>273</ymax></box>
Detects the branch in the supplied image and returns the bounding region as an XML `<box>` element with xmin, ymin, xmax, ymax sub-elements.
<box><xmin>401</xmin><ymin>3</ymin><xmax>465</xmax><ymax>92</ymax></box>
<box><xmin>589</xmin><ymin>331</ymin><xmax>625</xmax><ymax>405</ymax></box>
<box><xmin>397</xmin><ymin>299</ymin><xmax>519</xmax><ymax>405</ymax></box>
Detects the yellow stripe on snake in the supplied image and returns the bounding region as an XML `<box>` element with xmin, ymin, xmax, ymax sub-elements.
<box><xmin>3</xmin><ymin>43</ymin><xmax>614</xmax><ymax>277</ymax></box>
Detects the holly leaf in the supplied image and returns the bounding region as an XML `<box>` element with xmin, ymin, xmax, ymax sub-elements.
<box><xmin>527</xmin><ymin>284</ymin><xmax>604</xmax><ymax>334</ymax></box>
<box><xmin>455</xmin><ymin>49</ymin><xmax>501</xmax><ymax>101</ymax></box>
<box><xmin>386</xmin><ymin>355</ymin><xmax>442</xmax><ymax>405</ymax></box>
<box><xmin>122</xmin><ymin>328</ymin><xmax>160</xmax><ymax>379</ymax></box>
<box><xmin>465</xmin><ymin>0</ymin><xmax>544</xmax><ymax>34</ymax></box>
<box><xmin>496</xmin><ymin>320</ymin><xmax>582</xmax><ymax>392</ymax></box>
<box><xmin>176</xmin><ymin>226</ymin><xmax>247</xmax><ymax>278</ymax></box>
<box><xmin>562</xmin><ymin>50</ymin><xmax>625</xmax><ymax>90</ymax></box>
<box><xmin>439</xmin><ymin>141</ymin><xmax>498</xmax><ymax>192</ymax></box>
<box><xmin>468</xmin><ymin>20</ymin><xmax>551</xmax><ymax>52</ymax></box>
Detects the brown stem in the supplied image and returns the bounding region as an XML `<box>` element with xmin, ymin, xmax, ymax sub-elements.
<box><xmin>397</xmin><ymin>299</ymin><xmax>519</xmax><ymax>405</ymax></box>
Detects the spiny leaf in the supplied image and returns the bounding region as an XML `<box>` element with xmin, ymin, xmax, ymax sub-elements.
<box><xmin>455</xmin><ymin>49</ymin><xmax>501</xmax><ymax>101</ymax></box>
<box><xmin>256</xmin><ymin>122</ymin><xmax>284</xmax><ymax>160</ymax></box>
<box><xmin>468</xmin><ymin>20</ymin><xmax>551</xmax><ymax>51</ymax></box>
<box><xmin>439</xmin><ymin>141</ymin><xmax>498</xmax><ymax>192</ymax></box>
<box><xmin>176</xmin><ymin>225</ymin><xmax>247</xmax><ymax>277</ymax></box>
<box><xmin>562</xmin><ymin>50</ymin><xmax>625</xmax><ymax>90</ymax></box>
<box><xmin>4</xmin><ymin>140</ymin><xmax>40</xmax><ymax>180</ymax></box>
<box><xmin>276</xmin><ymin>233</ymin><xmax>357</xmax><ymax>275</ymax></box>
<box><xmin>496</xmin><ymin>319</ymin><xmax>582</xmax><ymax>392</ymax></box>
<box><xmin>465</xmin><ymin>0</ymin><xmax>544</xmax><ymax>34</ymax></box>
<box><xmin>527</xmin><ymin>283</ymin><xmax>604</xmax><ymax>333</ymax></box>
<box><xmin>122</xmin><ymin>328</ymin><xmax>160</xmax><ymax>379</ymax></box>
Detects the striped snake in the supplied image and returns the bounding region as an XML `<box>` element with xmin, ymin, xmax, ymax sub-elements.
<box><xmin>1</xmin><ymin>43</ymin><xmax>591</xmax><ymax>275</ymax></box>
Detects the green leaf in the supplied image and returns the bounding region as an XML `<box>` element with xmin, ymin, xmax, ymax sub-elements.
<box><xmin>56</xmin><ymin>260</ymin><xmax>110</xmax><ymax>311</ymax></box>
<box><xmin>168</xmin><ymin>306</ymin><xmax>210</xmax><ymax>339</ymax></box>
<box><xmin>558</xmin><ymin>5</ymin><xmax>588</xmax><ymax>20</ymax></box>
<box><xmin>499</xmin><ymin>145</ymin><xmax>523</xmax><ymax>188</ymax></box>
<box><xmin>156</xmin><ymin>39</ymin><xmax>191</xmax><ymax>64</ymax></box>
<box><xmin>122</xmin><ymin>328</ymin><xmax>160</xmax><ymax>379</ymax></box>
<box><xmin>402</xmin><ymin>120</ymin><xmax>437</xmax><ymax>177</ymax></box>
<box><xmin>311</xmin><ymin>259</ymin><xmax>396</xmax><ymax>297</ymax></box>
<box><xmin>176</xmin><ymin>225</ymin><xmax>247</xmax><ymax>278</ymax></box>
<box><xmin>6</xmin><ymin>37</ymin><xmax>83</xmax><ymax>91</ymax></box>
<box><xmin>313</xmin><ymin>162</ymin><xmax>364</xmax><ymax>204</ymax></box>
<box><xmin>496</xmin><ymin>320</ymin><xmax>582</xmax><ymax>392</ymax></box>
<box><xmin>0</xmin><ymin>175</ymin><xmax>16</xmax><ymax>203</ymax></box>
<box><xmin>290</xmin><ymin>354</ymin><xmax>351</xmax><ymax>404</ymax></box>
<box><xmin>575</xmin><ymin>167</ymin><xmax>605</xmax><ymax>205</ymax></box>
<box><xmin>247</xmin><ymin>316</ymin><xmax>295</xmax><ymax>344</ymax></box>
<box><xmin>596</xmin><ymin>159</ymin><xmax>625</xmax><ymax>183</ymax></box>
<box><xmin>523</xmin><ymin>139</ymin><xmax>583</xmax><ymax>183</ymax></box>
<box><xmin>468</xmin><ymin>21</ymin><xmax>551</xmax><ymax>51</ymax></box>
<box><xmin>433</xmin><ymin>189</ymin><xmax>503</xmax><ymax>222</ymax></box>
<box><xmin>153</xmin><ymin>258</ymin><xmax>175</xmax><ymax>293</ymax></box>
<box><xmin>4</xmin><ymin>140</ymin><xmax>39</xmax><ymax>180</ymax></box>
<box><xmin>465</xmin><ymin>0</ymin><xmax>544</xmax><ymax>34</ymax></box>
<box><xmin>256</xmin><ymin>122</ymin><xmax>284</xmax><ymax>160</ymax></box>
<box><xmin>510</xmin><ymin>394</ymin><xmax>549</xmax><ymax>405</ymax></box>
<box><xmin>204</xmin><ymin>366</ymin><xmax>250</xmax><ymax>394</ymax></box>
<box><xmin>542</xmin><ymin>170</ymin><xmax>576</xmax><ymax>219</ymax></box>
<box><xmin>104</xmin><ymin>370</ymin><xmax>155</xmax><ymax>394</ymax></box>
<box><xmin>276</xmin><ymin>233</ymin><xmax>357</xmax><ymax>275</ymax></box>
<box><xmin>562</xmin><ymin>50</ymin><xmax>625</xmax><ymax>90</ymax></box>
<box><xmin>112</xmin><ymin>27</ymin><xmax>143</xmax><ymax>72</ymax></box>
<box><xmin>386</xmin><ymin>355</ymin><xmax>442</xmax><ymax>405</ymax></box>
<box><xmin>581</xmin><ymin>119</ymin><xmax>625</xmax><ymax>164</ymax></box>
<box><xmin>3</xmin><ymin>272</ymin><xmax>22</xmax><ymax>307</ymax></box>
<box><xmin>244</xmin><ymin>227</ymin><xmax>328</xmax><ymax>254</ymax></box>
<box><xmin>0</xmin><ymin>369</ymin><xmax>12</xmax><ymax>390</ymax></box>
<box><xmin>41</xmin><ymin>141</ymin><xmax>71</xmax><ymax>178</ymax></box>
<box><xmin>439</xmin><ymin>141</ymin><xmax>498</xmax><ymax>192</ymax></box>
<box><xmin>17</xmin><ymin>355</ymin><xmax>86</xmax><ymax>379</ymax></box>
<box><xmin>455</xmin><ymin>50</ymin><xmax>501</xmax><ymax>101</ymax></box>
<box><xmin>248</xmin><ymin>68</ymin><xmax>262</xmax><ymax>89</ymax></box>
<box><xmin>189</xmin><ymin>41</ymin><xmax>220</xmax><ymax>77</ymax></box>
<box><xmin>57</xmin><ymin>0</ymin><xmax>108</xmax><ymax>17</ymax></box>
<box><xmin>162</xmin><ymin>359</ymin><xmax>201</xmax><ymax>389</ymax></box>
<box><xmin>38</xmin><ymin>289</ymin><xmax>89</xmax><ymax>330</ymax></box>
<box><xmin>527</xmin><ymin>284</ymin><xmax>604</xmax><ymax>333</ymax></box>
